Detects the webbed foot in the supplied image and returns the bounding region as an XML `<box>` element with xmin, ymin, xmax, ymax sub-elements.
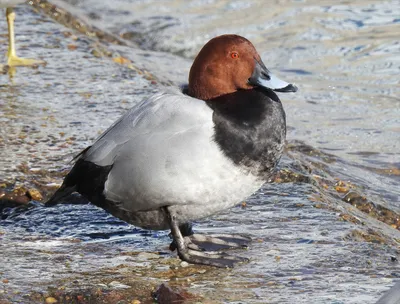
<box><xmin>165</xmin><ymin>211</ymin><xmax>250</xmax><ymax>268</ymax></box>
<box><xmin>177</xmin><ymin>248</ymin><xmax>249</xmax><ymax>268</ymax></box>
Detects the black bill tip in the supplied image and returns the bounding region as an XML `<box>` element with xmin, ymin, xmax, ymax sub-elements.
<box><xmin>273</xmin><ymin>84</ymin><xmax>298</xmax><ymax>93</ymax></box>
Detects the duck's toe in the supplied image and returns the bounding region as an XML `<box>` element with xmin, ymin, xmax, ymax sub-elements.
<box><xmin>185</xmin><ymin>233</ymin><xmax>251</xmax><ymax>252</ymax></box>
<box><xmin>169</xmin><ymin>231</ymin><xmax>251</xmax><ymax>252</ymax></box>
<box><xmin>178</xmin><ymin>248</ymin><xmax>249</xmax><ymax>268</ymax></box>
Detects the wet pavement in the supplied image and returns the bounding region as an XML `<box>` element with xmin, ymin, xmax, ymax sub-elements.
<box><xmin>1</xmin><ymin>1</ymin><xmax>400</xmax><ymax>303</ymax></box>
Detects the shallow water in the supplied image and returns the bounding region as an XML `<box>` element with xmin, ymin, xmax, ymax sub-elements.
<box><xmin>0</xmin><ymin>1</ymin><xmax>399</xmax><ymax>303</ymax></box>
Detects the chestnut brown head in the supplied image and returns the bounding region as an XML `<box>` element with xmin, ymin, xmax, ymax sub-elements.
<box><xmin>188</xmin><ymin>34</ymin><xmax>297</xmax><ymax>100</ymax></box>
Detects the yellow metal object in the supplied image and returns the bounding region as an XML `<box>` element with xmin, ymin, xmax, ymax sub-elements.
<box><xmin>5</xmin><ymin>7</ymin><xmax>45</xmax><ymax>67</ymax></box>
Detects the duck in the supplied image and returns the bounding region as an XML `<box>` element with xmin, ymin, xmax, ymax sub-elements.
<box><xmin>46</xmin><ymin>34</ymin><xmax>298</xmax><ymax>267</ymax></box>
<box><xmin>376</xmin><ymin>281</ymin><xmax>400</xmax><ymax>304</ymax></box>
<box><xmin>1</xmin><ymin>0</ymin><xmax>45</xmax><ymax>67</ymax></box>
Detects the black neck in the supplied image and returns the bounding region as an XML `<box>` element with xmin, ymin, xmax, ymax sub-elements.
<box><xmin>206</xmin><ymin>88</ymin><xmax>286</xmax><ymax>179</ymax></box>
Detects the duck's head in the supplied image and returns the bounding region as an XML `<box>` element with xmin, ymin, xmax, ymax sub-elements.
<box><xmin>188</xmin><ymin>34</ymin><xmax>297</xmax><ymax>100</ymax></box>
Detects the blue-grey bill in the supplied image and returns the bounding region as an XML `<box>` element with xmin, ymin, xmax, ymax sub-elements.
<box><xmin>249</xmin><ymin>59</ymin><xmax>298</xmax><ymax>93</ymax></box>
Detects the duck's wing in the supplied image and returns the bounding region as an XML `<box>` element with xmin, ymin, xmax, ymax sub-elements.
<box><xmin>46</xmin><ymin>90</ymin><xmax>214</xmax><ymax>207</ymax></box>
<box><xmin>376</xmin><ymin>281</ymin><xmax>400</xmax><ymax>304</ymax></box>
<box><xmin>83</xmin><ymin>90</ymin><xmax>213</xmax><ymax>166</ymax></box>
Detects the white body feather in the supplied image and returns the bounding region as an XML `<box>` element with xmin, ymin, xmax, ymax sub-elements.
<box><xmin>82</xmin><ymin>89</ymin><xmax>263</xmax><ymax>227</ymax></box>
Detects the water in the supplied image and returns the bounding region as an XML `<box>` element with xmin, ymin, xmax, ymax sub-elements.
<box><xmin>0</xmin><ymin>0</ymin><xmax>399</xmax><ymax>303</ymax></box>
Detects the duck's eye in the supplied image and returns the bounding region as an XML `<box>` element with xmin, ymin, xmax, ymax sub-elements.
<box><xmin>230</xmin><ymin>52</ymin><xmax>239</xmax><ymax>59</ymax></box>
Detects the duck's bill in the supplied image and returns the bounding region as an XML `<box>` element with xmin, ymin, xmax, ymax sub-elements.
<box><xmin>249</xmin><ymin>59</ymin><xmax>298</xmax><ymax>93</ymax></box>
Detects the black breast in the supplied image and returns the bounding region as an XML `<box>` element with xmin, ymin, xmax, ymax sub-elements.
<box><xmin>207</xmin><ymin>88</ymin><xmax>286</xmax><ymax>179</ymax></box>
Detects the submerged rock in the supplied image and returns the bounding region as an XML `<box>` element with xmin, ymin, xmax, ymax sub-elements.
<box><xmin>152</xmin><ymin>283</ymin><xmax>198</xmax><ymax>304</ymax></box>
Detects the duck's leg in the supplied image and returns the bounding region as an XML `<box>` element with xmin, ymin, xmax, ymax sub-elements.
<box><xmin>165</xmin><ymin>207</ymin><xmax>249</xmax><ymax>268</ymax></box>
<box><xmin>6</xmin><ymin>7</ymin><xmax>45</xmax><ymax>67</ymax></box>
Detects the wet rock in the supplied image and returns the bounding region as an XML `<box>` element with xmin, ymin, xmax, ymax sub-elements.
<box><xmin>45</xmin><ymin>297</ymin><xmax>58</xmax><ymax>304</ymax></box>
<box><xmin>180</xmin><ymin>261</ymin><xmax>189</xmax><ymax>268</ymax></box>
<box><xmin>113</xmin><ymin>56</ymin><xmax>131</xmax><ymax>65</ymax></box>
<box><xmin>0</xmin><ymin>183</ymin><xmax>45</xmax><ymax>213</ymax></box>
<box><xmin>343</xmin><ymin>192</ymin><xmax>400</xmax><ymax>230</ymax></box>
<box><xmin>334</xmin><ymin>180</ymin><xmax>354</xmax><ymax>193</ymax></box>
<box><xmin>28</xmin><ymin>0</ymin><xmax>128</xmax><ymax>46</ymax></box>
<box><xmin>136</xmin><ymin>252</ymin><xmax>160</xmax><ymax>260</ymax></box>
<box><xmin>108</xmin><ymin>281</ymin><xmax>131</xmax><ymax>289</ymax></box>
<box><xmin>67</xmin><ymin>44</ymin><xmax>78</xmax><ymax>51</ymax></box>
<box><xmin>27</xmin><ymin>189</ymin><xmax>43</xmax><ymax>201</ymax></box>
<box><xmin>0</xmin><ymin>188</ymin><xmax>30</xmax><ymax>212</ymax></box>
<box><xmin>345</xmin><ymin>229</ymin><xmax>388</xmax><ymax>244</ymax></box>
<box><xmin>272</xmin><ymin>168</ymin><xmax>311</xmax><ymax>184</ymax></box>
<box><xmin>152</xmin><ymin>283</ymin><xmax>197</xmax><ymax>304</ymax></box>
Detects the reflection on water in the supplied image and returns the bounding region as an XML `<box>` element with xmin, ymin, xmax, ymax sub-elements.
<box><xmin>1</xmin><ymin>202</ymin><xmax>168</xmax><ymax>244</ymax></box>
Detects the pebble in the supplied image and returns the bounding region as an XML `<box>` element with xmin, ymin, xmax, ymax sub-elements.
<box><xmin>45</xmin><ymin>297</ymin><xmax>58</xmax><ymax>304</ymax></box>
<box><xmin>137</xmin><ymin>252</ymin><xmax>159</xmax><ymax>260</ymax></box>
<box><xmin>180</xmin><ymin>261</ymin><xmax>189</xmax><ymax>268</ymax></box>
<box><xmin>97</xmin><ymin>283</ymin><xmax>108</xmax><ymax>288</ymax></box>
<box><xmin>108</xmin><ymin>281</ymin><xmax>131</xmax><ymax>289</ymax></box>
<box><xmin>27</xmin><ymin>189</ymin><xmax>43</xmax><ymax>201</ymax></box>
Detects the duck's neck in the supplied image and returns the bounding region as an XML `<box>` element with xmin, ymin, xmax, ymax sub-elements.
<box><xmin>188</xmin><ymin>80</ymin><xmax>238</xmax><ymax>101</ymax></box>
<box><xmin>207</xmin><ymin>88</ymin><xmax>286</xmax><ymax>179</ymax></box>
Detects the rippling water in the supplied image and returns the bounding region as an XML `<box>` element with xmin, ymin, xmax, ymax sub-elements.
<box><xmin>0</xmin><ymin>0</ymin><xmax>399</xmax><ymax>303</ymax></box>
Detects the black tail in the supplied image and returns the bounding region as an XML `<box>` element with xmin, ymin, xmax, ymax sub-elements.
<box><xmin>45</xmin><ymin>184</ymin><xmax>76</xmax><ymax>207</ymax></box>
<box><xmin>45</xmin><ymin>158</ymin><xmax>113</xmax><ymax>207</ymax></box>
<box><xmin>46</xmin><ymin>147</ymin><xmax>94</xmax><ymax>206</ymax></box>
<box><xmin>45</xmin><ymin>158</ymin><xmax>84</xmax><ymax>207</ymax></box>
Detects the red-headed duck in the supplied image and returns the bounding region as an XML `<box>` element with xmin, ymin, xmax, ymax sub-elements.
<box><xmin>46</xmin><ymin>34</ymin><xmax>298</xmax><ymax>267</ymax></box>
